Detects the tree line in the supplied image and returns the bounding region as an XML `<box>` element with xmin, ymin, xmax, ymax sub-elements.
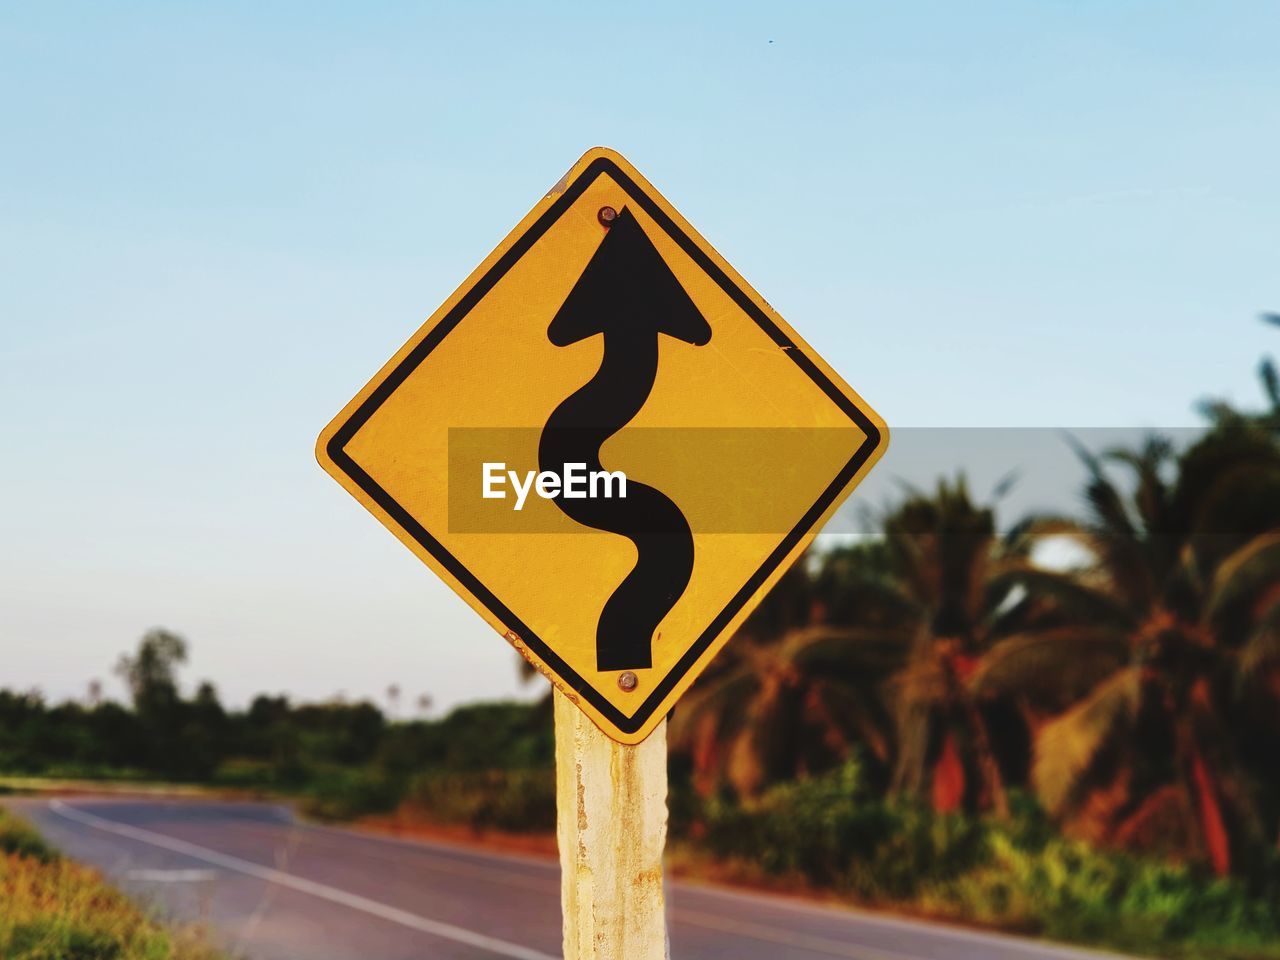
<box><xmin>0</xmin><ymin>636</ymin><xmax>554</xmax><ymax>817</ymax></box>
<box><xmin>2</xmin><ymin>316</ymin><xmax>1278</xmax><ymax>889</ymax></box>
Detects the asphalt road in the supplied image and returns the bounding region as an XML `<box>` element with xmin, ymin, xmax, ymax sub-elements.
<box><xmin>6</xmin><ymin>797</ymin><xmax>1130</xmax><ymax>960</ymax></box>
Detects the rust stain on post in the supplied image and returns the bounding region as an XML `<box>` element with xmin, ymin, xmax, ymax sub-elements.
<box><xmin>555</xmin><ymin>689</ymin><xmax>669</xmax><ymax>959</ymax></box>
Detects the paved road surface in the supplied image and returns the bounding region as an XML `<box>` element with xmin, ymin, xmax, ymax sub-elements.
<box><xmin>6</xmin><ymin>798</ymin><xmax>1129</xmax><ymax>960</ymax></box>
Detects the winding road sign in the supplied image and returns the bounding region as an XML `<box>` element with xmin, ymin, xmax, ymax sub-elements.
<box><xmin>317</xmin><ymin>147</ymin><xmax>888</xmax><ymax>744</ymax></box>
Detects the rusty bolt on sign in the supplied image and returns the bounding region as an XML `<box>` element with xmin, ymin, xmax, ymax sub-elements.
<box><xmin>617</xmin><ymin>671</ymin><xmax>638</xmax><ymax>692</ymax></box>
<box><xmin>597</xmin><ymin>205</ymin><xmax>618</xmax><ymax>228</ymax></box>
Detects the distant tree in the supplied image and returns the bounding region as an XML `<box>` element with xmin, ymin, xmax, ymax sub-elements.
<box><xmin>244</xmin><ymin>694</ymin><xmax>294</xmax><ymax>771</ymax></box>
<box><xmin>113</xmin><ymin>629</ymin><xmax>199</xmax><ymax>778</ymax></box>
<box><xmin>0</xmin><ymin>690</ymin><xmax>48</xmax><ymax>770</ymax></box>
<box><xmin>386</xmin><ymin>684</ymin><xmax>401</xmax><ymax>718</ymax></box>
<box><xmin>247</xmin><ymin>694</ymin><xmax>291</xmax><ymax>728</ymax></box>
<box><xmin>190</xmin><ymin>681</ymin><xmax>226</xmax><ymax>734</ymax></box>
<box><xmin>114</xmin><ymin>629</ymin><xmax>187</xmax><ymax>714</ymax></box>
<box><xmin>291</xmin><ymin>700</ymin><xmax>386</xmax><ymax>764</ymax></box>
<box><xmin>86</xmin><ymin>679</ymin><xmax>103</xmax><ymax>708</ymax></box>
<box><xmin>181</xmin><ymin>680</ymin><xmax>227</xmax><ymax>779</ymax></box>
<box><xmin>87</xmin><ymin>700</ymin><xmax>143</xmax><ymax>770</ymax></box>
<box><xmin>416</xmin><ymin>693</ymin><xmax>434</xmax><ymax>717</ymax></box>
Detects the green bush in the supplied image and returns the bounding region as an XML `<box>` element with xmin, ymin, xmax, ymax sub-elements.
<box><xmin>946</xmin><ymin>830</ymin><xmax>1280</xmax><ymax>956</ymax></box>
<box><xmin>687</xmin><ymin>763</ymin><xmax>1280</xmax><ymax>957</ymax></box>
<box><xmin>698</xmin><ymin>762</ymin><xmax>987</xmax><ymax>899</ymax></box>
<box><xmin>298</xmin><ymin>767</ymin><xmax>402</xmax><ymax>821</ymax></box>
<box><xmin>404</xmin><ymin>769</ymin><xmax>556</xmax><ymax>832</ymax></box>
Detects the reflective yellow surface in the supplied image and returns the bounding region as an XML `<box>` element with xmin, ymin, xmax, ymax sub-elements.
<box><xmin>317</xmin><ymin>147</ymin><xmax>888</xmax><ymax>743</ymax></box>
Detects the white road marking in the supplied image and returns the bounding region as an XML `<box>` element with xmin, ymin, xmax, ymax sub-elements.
<box><xmin>277</xmin><ymin>824</ymin><xmax>905</xmax><ymax>958</ymax></box>
<box><xmin>126</xmin><ymin>868</ymin><xmax>216</xmax><ymax>882</ymax></box>
<box><xmin>43</xmin><ymin>799</ymin><xmax>1134</xmax><ymax>960</ymax></box>
<box><xmin>297</xmin><ymin>819</ymin><xmax>1128</xmax><ymax>960</ymax></box>
<box><xmin>49</xmin><ymin>800</ymin><xmax>557</xmax><ymax>960</ymax></box>
<box><xmin>678</xmin><ymin>881</ymin><xmax>1132</xmax><ymax>959</ymax></box>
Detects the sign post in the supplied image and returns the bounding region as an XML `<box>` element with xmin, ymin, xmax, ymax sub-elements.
<box><xmin>555</xmin><ymin>690</ymin><xmax>669</xmax><ymax>959</ymax></box>
<box><xmin>317</xmin><ymin>146</ymin><xmax>887</xmax><ymax>956</ymax></box>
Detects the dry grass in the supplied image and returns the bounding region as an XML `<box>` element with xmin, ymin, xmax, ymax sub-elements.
<box><xmin>0</xmin><ymin>808</ymin><xmax>225</xmax><ymax>960</ymax></box>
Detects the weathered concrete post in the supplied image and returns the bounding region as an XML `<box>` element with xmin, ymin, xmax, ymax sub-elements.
<box><xmin>554</xmin><ymin>689</ymin><xmax>669</xmax><ymax>960</ymax></box>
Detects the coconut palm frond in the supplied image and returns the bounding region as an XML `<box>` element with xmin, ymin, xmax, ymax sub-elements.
<box><xmin>887</xmin><ymin>648</ymin><xmax>950</xmax><ymax>710</ymax></box>
<box><xmin>785</xmin><ymin>626</ymin><xmax>913</xmax><ymax>676</ymax></box>
<box><xmin>726</xmin><ymin>726</ymin><xmax>769</xmax><ymax>800</ymax></box>
<box><xmin>971</xmin><ymin>627</ymin><xmax>1129</xmax><ymax>703</ymax></box>
<box><xmin>890</xmin><ymin>692</ymin><xmax>935</xmax><ymax>796</ymax></box>
<box><xmin>1033</xmin><ymin>668</ymin><xmax>1142</xmax><ymax>815</ymax></box>
<box><xmin>807</xmin><ymin>677</ymin><xmax>894</xmax><ymax>764</ymax></box>
<box><xmin>1105</xmin><ymin>436</ymin><xmax>1174</xmax><ymax>532</ymax></box>
<box><xmin>1260</xmin><ymin>357</ymin><xmax>1280</xmax><ymax>412</ymax></box>
<box><xmin>1202</xmin><ymin>531</ymin><xmax>1280</xmax><ymax>635</ymax></box>
<box><xmin>1197</xmin><ymin>398</ymin><xmax>1242</xmax><ymax>426</ymax></box>
<box><xmin>723</xmin><ymin>664</ymin><xmax>804</xmax><ymax>797</ymax></box>
<box><xmin>991</xmin><ymin>469</ymin><xmax>1020</xmax><ymax>502</ymax></box>
<box><xmin>1052</xmin><ymin>440</ymin><xmax>1156</xmax><ymax>607</ymax></box>
<box><xmin>1003</xmin><ymin>512</ymin><xmax>1090</xmax><ymax>550</ymax></box>
<box><xmin>1191</xmin><ymin>457</ymin><xmax>1280</xmax><ymax>525</ymax></box>
<box><xmin>990</xmin><ymin>566</ymin><xmax>1135</xmax><ymax>629</ymax></box>
<box><xmin>821</xmin><ymin>575</ymin><xmax>922</xmax><ymax>625</ymax></box>
<box><xmin>668</xmin><ymin>663</ymin><xmax>756</xmax><ymax>746</ymax></box>
<box><xmin>1236</xmin><ymin>595</ymin><xmax>1280</xmax><ymax>681</ymax></box>
<box><xmin>1063</xmin><ymin>433</ymin><xmax>1138</xmax><ymax>540</ymax></box>
<box><xmin>1178</xmin><ymin>429</ymin><xmax>1280</xmax><ymax>539</ymax></box>
<box><xmin>1104</xmin><ymin>434</ymin><xmax>1174</xmax><ymax>469</ymax></box>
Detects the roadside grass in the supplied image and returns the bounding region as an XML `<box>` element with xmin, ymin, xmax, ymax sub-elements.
<box><xmin>0</xmin><ymin>774</ymin><xmax>263</xmax><ymax>800</ymax></box>
<box><xmin>0</xmin><ymin>807</ymin><xmax>57</xmax><ymax>863</ymax></box>
<box><xmin>0</xmin><ymin>808</ymin><xmax>226</xmax><ymax>960</ymax></box>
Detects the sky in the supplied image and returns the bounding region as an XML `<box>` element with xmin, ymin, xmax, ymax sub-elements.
<box><xmin>1</xmin><ymin>2</ymin><xmax>1277</xmax><ymax>714</ymax></box>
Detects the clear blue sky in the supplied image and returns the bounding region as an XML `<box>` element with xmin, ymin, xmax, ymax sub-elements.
<box><xmin>1</xmin><ymin>2</ymin><xmax>1276</xmax><ymax>712</ymax></box>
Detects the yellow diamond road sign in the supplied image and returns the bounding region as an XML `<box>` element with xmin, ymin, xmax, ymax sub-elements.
<box><xmin>317</xmin><ymin>147</ymin><xmax>888</xmax><ymax>744</ymax></box>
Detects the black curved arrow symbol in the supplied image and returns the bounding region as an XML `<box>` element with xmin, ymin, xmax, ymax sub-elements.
<box><xmin>538</xmin><ymin>207</ymin><xmax>711</xmax><ymax>672</ymax></box>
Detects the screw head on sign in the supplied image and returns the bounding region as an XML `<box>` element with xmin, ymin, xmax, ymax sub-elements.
<box><xmin>617</xmin><ymin>671</ymin><xmax>639</xmax><ymax>692</ymax></box>
<box><xmin>597</xmin><ymin>205</ymin><xmax>618</xmax><ymax>228</ymax></box>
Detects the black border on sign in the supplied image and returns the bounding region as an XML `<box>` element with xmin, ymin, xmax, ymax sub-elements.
<box><xmin>327</xmin><ymin>157</ymin><xmax>882</xmax><ymax>735</ymax></box>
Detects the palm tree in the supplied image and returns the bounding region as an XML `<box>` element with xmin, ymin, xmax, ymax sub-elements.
<box><xmin>674</xmin><ymin>476</ymin><xmax>1056</xmax><ymax>813</ymax></box>
<box><xmin>669</xmin><ymin>547</ymin><xmax>908</xmax><ymax>798</ymax></box>
<box><xmin>988</xmin><ymin>428</ymin><xmax>1280</xmax><ymax>875</ymax></box>
<box><xmin>876</xmin><ymin>476</ymin><xmax>1071</xmax><ymax>817</ymax></box>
